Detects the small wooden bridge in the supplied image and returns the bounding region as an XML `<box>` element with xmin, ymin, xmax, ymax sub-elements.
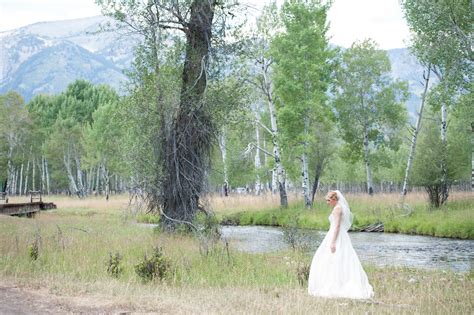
<box><xmin>0</xmin><ymin>191</ymin><xmax>56</xmax><ymax>217</ymax></box>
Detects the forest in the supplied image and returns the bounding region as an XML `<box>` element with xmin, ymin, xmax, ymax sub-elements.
<box><xmin>0</xmin><ymin>0</ymin><xmax>472</xmax><ymax>223</ymax></box>
<box><xmin>0</xmin><ymin>1</ymin><xmax>473</xmax><ymax>313</ymax></box>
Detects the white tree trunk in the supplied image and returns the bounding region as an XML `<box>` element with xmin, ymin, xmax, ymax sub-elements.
<box><xmin>32</xmin><ymin>156</ymin><xmax>36</xmax><ymax>192</ymax></box>
<box><xmin>433</xmin><ymin>68</ymin><xmax>449</xmax><ymax>203</ymax></box>
<box><xmin>363</xmin><ymin>130</ymin><xmax>374</xmax><ymax>195</ymax></box>
<box><xmin>88</xmin><ymin>166</ymin><xmax>94</xmax><ymax>195</ymax></box>
<box><xmin>262</xmin><ymin>60</ymin><xmax>288</xmax><ymax>207</ymax></box>
<box><xmin>41</xmin><ymin>156</ymin><xmax>46</xmax><ymax>193</ymax></box>
<box><xmin>75</xmin><ymin>156</ymin><xmax>84</xmax><ymax>197</ymax></box>
<box><xmin>471</xmin><ymin>122</ymin><xmax>474</xmax><ymax>191</ymax></box>
<box><xmin>64</xmin><ymin>153</ymin><xmax>79</xmax><ymax>196</ymax></box>
<box><xmin>218</xmin><ymin>129</ymin><xmax>229</xmax><ymax>196</ymax></box>
<box><xmin>45</xmin><ymin>159</ymin><xmax>50</xmax><ymax>195</ymax></box>
<box><xmin>6</xmin><ymin>145</ymin><xmax>13</xmax><ymax>194</ymax></box>
<box><xmin>402</xmin><ymin>64</ymin><xmax>431</xmax><ymax>196</ymax></box>
<box><xmin>12</xmin><ymin>167</ymin><xmax>17</xmax><ymax>195</ymax></box>
<box><xmin>101</xmin><ymin>162</ymin><xmax>110</xmax><ymax>200</ymax></box>
<box><xmin>254</xmin><ymin>112</ymin><xmax>262</xmax><ymax>195</ymax></box>
<box><xmin>19</xmin><ymin>163</ymin><xmax>23</xmax><ymax>196</ymax></box>
<box><xmin>95</xmin><ymin>165</ymin><xmax>101</xmax><ymax>195</ymax></box>
<box><xmin>24</xmin><ymin>158</ymin><xmax>30</xmax><ymax>195</ymax></box>
<box><xmin>302</xmin><ymin>118</ymin><xmax>311</xmax><ymax>208</ymax></box>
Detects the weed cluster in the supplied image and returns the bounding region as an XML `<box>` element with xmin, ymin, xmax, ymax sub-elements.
<box><xmin>134</xmin><ymin>247</ymin><xmax>172</xmax><ymax>283</ymax></box>
<box><xmin>107</xmin><ymin>252</ymin><xmax>123</xmax><ymax>278</ymax></box>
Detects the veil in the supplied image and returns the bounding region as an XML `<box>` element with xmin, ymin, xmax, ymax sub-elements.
<box><xmin>335</xmin><ymin>190</ymin><xmax>353</xmax><ymax>231</ymax></box>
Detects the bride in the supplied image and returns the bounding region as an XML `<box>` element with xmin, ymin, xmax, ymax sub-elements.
<box><xmin>308</xmin><ymin>190</ymin><xmax>374</xmax><ymax>299</ymax></box>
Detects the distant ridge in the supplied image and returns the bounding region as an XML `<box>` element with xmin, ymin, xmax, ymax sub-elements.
<box><xmin>1</xmin><ymin>16</ymin><xmax>425</xmax><ymax>120</ymax></box>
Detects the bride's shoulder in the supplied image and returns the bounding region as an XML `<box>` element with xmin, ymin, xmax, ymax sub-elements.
<box><xmin>332</xmin><ymin>205</ymin><xmax>343</xmax><ymax>215</ymax></box>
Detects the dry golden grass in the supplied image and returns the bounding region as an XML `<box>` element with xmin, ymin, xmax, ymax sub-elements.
<box><xmin>1</xmin><ymin>194</ymin><xmax>473</xmax><ymax>314</ymax></box>
<box><xmin>8</xmin><ymin>194</ymin><xmax>130</xmax><ymax>213</ymax></box>
<box><xmin>7</xmin><ymin>190</ymin><xmax>472</xmax><ymax>215</ymax></box>
<box><xmin>2</xmin><ymin>266</ymin><xmax>472</xmax><ymax>314</ymax></box>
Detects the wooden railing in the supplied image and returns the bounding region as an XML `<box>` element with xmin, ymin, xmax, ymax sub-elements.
<box><xmin>29</xmin><ymin>191</ymin><xmax>42</xmax><ymax>203</ymax></box>
<box><xmin>0</xmin><ymin>192</ymin><xmax>8</xmax><ymax>203</ymax></box>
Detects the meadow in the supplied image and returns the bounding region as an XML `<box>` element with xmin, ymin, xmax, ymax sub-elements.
<box><xmin>0</xmin><ymin>193</ymin><xmax>473</xmax><ymax>313</ymax></box>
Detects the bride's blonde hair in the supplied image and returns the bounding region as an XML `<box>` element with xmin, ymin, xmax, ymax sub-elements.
<box><xmin>326</xmin><ymin>191</ymin><xmax>338</xmax><ymax>201</ymax></box>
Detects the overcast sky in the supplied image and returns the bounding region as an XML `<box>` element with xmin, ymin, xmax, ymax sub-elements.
<box><xmin>0</xmin><ymin>0</ymin><xmax>411</xmax><ymax>49</ymax></box>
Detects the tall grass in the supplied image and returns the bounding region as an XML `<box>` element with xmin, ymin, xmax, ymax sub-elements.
<box><xmin>0</xmin><ymin>201</ymin><xmax>472</xmax><ymax>314</ymax></box>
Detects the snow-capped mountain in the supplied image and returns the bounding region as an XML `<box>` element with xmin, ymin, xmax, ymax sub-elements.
<box><xmin>1</xmin><ymin>16</ymin><xmax>427</xmax><ymax>120</ymax></box>
<box><xmin>0</xmin><ymin>16</ymin><xmax>139</xmax><ymax>100</ymax></box>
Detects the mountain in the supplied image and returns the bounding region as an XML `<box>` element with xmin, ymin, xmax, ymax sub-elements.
<box><xmin>0</xmin><ymin>16</ymin><xmax>138</xmax><ymax>100</ymax></box>
<box><xmin>1</xmin><ymin>16</ymin><xmax>427</xmax><ymax>120</ymax></box>
<box><xmin>387</xmin><ymin>48</ymin><xmax>432</xmax><ymax>121</ymax></box>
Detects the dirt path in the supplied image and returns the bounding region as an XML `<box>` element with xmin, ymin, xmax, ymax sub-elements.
<box><xmin>0</xmin><ymin>282</ymin><xmax>131</xmax><ymax>314</ymax></box>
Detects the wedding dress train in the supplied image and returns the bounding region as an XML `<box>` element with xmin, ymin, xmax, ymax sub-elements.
<box><xmin>308</xmin><ymin>193</ymin><xmax>374</xmax><ymax>299</ymax></box>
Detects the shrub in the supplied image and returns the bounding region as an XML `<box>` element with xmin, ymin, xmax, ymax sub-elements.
<box><xmin>135</xmin><ymin>247</ymin><xmax>171</xmax><ymax>283</ymax></box>
<box><xmin>28</xmin><ymin>241</ymin><xmax>39</xmax><ymax>261</ymax></box>
<box><xmin>107</xmin><ymin>252</ymin><xmax>123</xmax><ymax>278</ymax></box>
<box><xmin>297</xmin><ymin>263</ymin><xmax>310</xmax><ymax>287</ymax></box>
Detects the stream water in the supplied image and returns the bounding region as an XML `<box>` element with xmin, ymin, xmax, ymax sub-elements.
<box><xmin>220</xmin><ymin>225</ymin><xmax>473</xmax><ymax>273</ymax></box>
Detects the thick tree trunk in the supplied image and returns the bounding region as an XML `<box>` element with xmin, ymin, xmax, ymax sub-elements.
<box><xmin>363</xmin><ymin>130</ymin><xmax>374</xmax><ymax>195</ymax></box>
<box><xmin>402</xmin><ymin>64</ymin><xmax>431</xmax><ymax>196</ymax></box>
<box><xmin>160</xmin><ymin>0</ymin><xmax>217</xmax><ymax>228</ymax></box>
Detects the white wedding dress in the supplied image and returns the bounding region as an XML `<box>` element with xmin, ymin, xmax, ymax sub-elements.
<box><xmin>308</xmin><ymin>192</ymin><xmax>374</xmax><ymax>299</ymax></box>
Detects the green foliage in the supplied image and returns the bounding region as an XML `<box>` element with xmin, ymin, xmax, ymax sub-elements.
<box><xmin>401</xmin><ymin>0</ymin><xmax>472</xmax><ymax>89</ymax></box>
<box><xmin>28</xmin><ymin>241</ymin><xmax>39</xmax><ymax>261</ymax></box>
<box><xmin>333</xmin><ymin>40</ymin><xmax>409</xmax><ymax>160</ymax></box>
<box><xmin>134</xmin><ymin>247</ymin><xmax>172</xmax><ymax>283</ymax></box>
<box><xmin>107</xmin><ymin>252</ymin><xmax>123</xmax><ymax>278</ymax></box>
<box><xmin>270</xmin><ymin>0</ymin><xmax>335</xmax><ymax>184</ymax></box>
<box><xmin>136</xmin><ymin>213</ymin><xmax>161</xmax><ymax>224</ymax></box>
<box><xmin>411</xmin><ymin>104</ymin><xmax>471</xmax><ymax>206</ymax></box>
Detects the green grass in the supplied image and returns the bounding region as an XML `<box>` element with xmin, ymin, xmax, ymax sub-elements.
<box><xmin>0</xmin><ymin>201</ymin><xmax>472</xmax><ymax>314</ymax></box>
<box><xmin>219</xmin><ymin>195</ymin><xmax>474</xmax><ymax>239</ymax></box>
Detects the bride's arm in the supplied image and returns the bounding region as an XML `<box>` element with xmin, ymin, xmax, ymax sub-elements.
<box><xmin>330</xmin><ymin>205</ymin><xmax>343</xmax><ymax>253</ymax></box>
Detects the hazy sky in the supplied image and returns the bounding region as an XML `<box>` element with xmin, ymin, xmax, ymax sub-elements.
<box><xmin>0</xmin><ymin>0</ymin><xmax>411</xmax><ymax>49</ymax></box>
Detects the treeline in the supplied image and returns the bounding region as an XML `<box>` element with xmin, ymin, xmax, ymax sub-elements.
<box><xmin>0</xmin><ymin>81</ymin><xmax>124</xmax><ymax>198</ymax></box>
<box><xmin>0</xmin><ymin>0</ymin><xmax>472</xmax><ymax>210</ymax></box>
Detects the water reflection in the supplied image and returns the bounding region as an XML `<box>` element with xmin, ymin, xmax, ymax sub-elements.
<box><xmin>220</xmin><ymin>225</ymin><xmax>474</xmax><ymax>273</ymax></box>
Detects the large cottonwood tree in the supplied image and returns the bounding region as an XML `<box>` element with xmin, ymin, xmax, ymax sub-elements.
<box><xmin>98</xmin><ymin>0</ymin><xmax>237</xmax><ymax>228</ymax></box>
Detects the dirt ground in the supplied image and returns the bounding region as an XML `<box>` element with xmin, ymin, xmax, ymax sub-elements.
<box><xmin>0</xmin><ymin>281</ymin><xmax>132</xmax><ymax>315</ymax></box>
